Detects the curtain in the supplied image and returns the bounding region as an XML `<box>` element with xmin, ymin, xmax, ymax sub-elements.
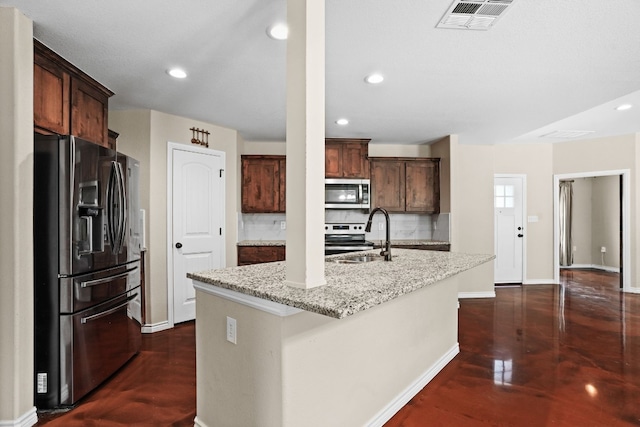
<box><xmin>559</xmin><ymin>181</ymin><xmax>573</xmax><ymax>266</ymax></box>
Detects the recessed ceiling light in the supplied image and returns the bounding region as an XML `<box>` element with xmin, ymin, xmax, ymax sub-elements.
<box><xmin>615</xmin><ymin>104</ymin><xmax>633</xmax><ymax>111</ymax></box>
<box><xmin>267</xmin><ymin>23</ymin><xmax>288</xmax><ymax>40</ymax></box>
<box><xmin>365</xmin><ymin>73</ymin><xmax>384</xmax><ymax>84</ymax></box>
<box><xmin>336</xmin><ymin>118</ymin><xmax>349</xmax><ymax>126</ymax></box>
<box><xmin>167</xmin><ymin>68</ymin><xmax>187</xmax><ymax>79</ymax></box>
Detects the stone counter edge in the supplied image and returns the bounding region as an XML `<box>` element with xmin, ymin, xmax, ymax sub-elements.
<box><xmin>189</xmin><ymin>249</ymin><xmax>494</xmax><ymax>319</ymax></box>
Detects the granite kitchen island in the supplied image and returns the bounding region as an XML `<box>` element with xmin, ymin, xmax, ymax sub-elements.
<box><xmin>189</xmin><ymin>249</ymin><xmax>493</xmax><ymax>427</ymax></box>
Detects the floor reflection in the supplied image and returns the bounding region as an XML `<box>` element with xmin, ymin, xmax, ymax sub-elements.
<box><xmin>386</xmin><ymin>269</ymin><xmax>640</xmax><ymax>427</ymax></box>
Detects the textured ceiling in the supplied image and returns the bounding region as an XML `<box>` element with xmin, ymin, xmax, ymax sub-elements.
<box><xmin>4</xmin><ymin>0</ymin><xmax>640</xmax><ymax>145</ymax></box>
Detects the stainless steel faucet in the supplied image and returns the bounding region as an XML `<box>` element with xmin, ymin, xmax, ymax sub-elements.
<box><xmin>365</xmin><ymin>207</ymin><xmax>392</xmax><ymax>261</ymax></box>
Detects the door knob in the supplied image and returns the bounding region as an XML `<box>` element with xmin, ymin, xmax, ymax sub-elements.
<box><xmin>175</xmin><ymin>242</ymin><xmax>183</xmax><ymax>249</ymax></box>
<box><xmin>517</xmin><ymin>234</ymin><xmax>523</xmax><ymax>238</ymax></box>
<box><xmin>517</xmin><ymin>226</ymin><xmax>522</xmax><ymax>231</ymax></box>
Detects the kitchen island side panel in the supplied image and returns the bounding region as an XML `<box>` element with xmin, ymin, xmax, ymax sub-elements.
<box><xmin>281</xmin><ymin>275</ymin><xmax>459</xmax><ymax>427</ymax></box>
<box><xmin>194</xmin><ymin>273</ymin><xmax>459</xmax><ymax>427</ymax></box>
<box><xmin>195</xmin><ymin>292</ymin><xmax>284</xmax><ymax>427</ymax></box>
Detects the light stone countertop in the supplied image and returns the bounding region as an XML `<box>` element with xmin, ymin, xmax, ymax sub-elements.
<box><xmin>237</xmin><ymin>240</ymin><xmax>450</xmax><ymax>247</ymax></box>
<box><xmin>189</xmin><ymin>249</ymin><xmax>494</xmax><ymax>319</ymax></box>
<box><xmin>383</xmin><ymin>240</ymin><xmax>450</xmax><ymax>246</ymax></box>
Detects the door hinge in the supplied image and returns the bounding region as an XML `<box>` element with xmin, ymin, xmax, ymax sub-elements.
<box><xmin>219</xmin><ymin>169</ymin><xmax>224</xmax><ymax>178</ymax></box>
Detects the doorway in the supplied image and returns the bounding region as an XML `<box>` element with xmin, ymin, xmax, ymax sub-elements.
<box><xmin>167</xmin><ymin>142</ymin><xmax>225</xmax><ymax>325</ymax></box>
<box><xmin>494</xmin><ymin>175</ymin><xmax>526</xmax><ymax>284</ymax></box>
<box><xmin>553</xmin><ymin>170</ymin><xmax>630</xmax><ymax>292</ymax></box>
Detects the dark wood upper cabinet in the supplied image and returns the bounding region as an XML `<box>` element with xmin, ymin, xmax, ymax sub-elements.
<box><xmin>370</xmin><ymin>159</ymin><xmax>405</xmax><ymax>212</ymax></box>
<box><xmin>325</xmin><ymin>138</ymin><xmax>369</xmax><ymax>178</ymax></box>
<box><xmin>34</xmin><ymin>40</ymin><xmax>113</xmax><ymax>147</ymax></box>
<box><xmin>405</xmin><ymin>160</ymin><xmax>439</xmax><ymax>213</ymax></box>
<box><xmin>107</xmin><ymin>129</ymin><xmax>119</xmax><ymax>151</ymax></box>
<box><xmin>241</xmin><ymin>155</ymin><xmax>286</xmax><ymax>213</ymax></box>
<box><xmin>71</xmin><ymin>78</ymin><xmax>110</xmax><ymax>146</ymax></box>
<box><xmin>370</xmin><ymin>157</ymin><xmax>440</xmax><ymax>214</ymax></box>
<box><xmin>34</xmin><ymin>54</ymin><xmax>70</xmax><ymax>135</ymax></box>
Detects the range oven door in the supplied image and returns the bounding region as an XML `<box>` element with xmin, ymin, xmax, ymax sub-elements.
<box><xmin>58</xmin><ymin>289</ymin><xmax>142</xmax><ymax>406</ymax></box>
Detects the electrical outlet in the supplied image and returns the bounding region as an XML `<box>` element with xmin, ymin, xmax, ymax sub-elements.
<box><xmin>280</xmin><ymin>221</ymin><xmax>286</xmax><ymax>230</ymax></box>
<box><xmin>601</xmin><ymin>246</ymin><xmax>607</xmax><ymax>253</ymax></box>
<box><xmin>378</xmin><ymin>222</ymin><xmax>384</xmax><ymax>231</ymax></box>
<box><xmin>226</xmin><ymin>316</ymin><xmax>237</xmax><ymax>344</ymax></box>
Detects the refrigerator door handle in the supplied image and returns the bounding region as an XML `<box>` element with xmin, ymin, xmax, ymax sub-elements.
<box><xmin>80</xmin><ymin>292</ymin><xmax>138</xmax><ymax>324</ymax></box>
<box><xmin>106</xmin><ymin>162</ymin><xmax>117</xmax><ymax>252</ymax></box>
<box><xmin>115</xmin><ymin>162</ymin><xmax>128</xmax><ymax>253</ymax></box>
<box><xmin>79</xmin><ymin>266</ymin><xmax>138</xmax><ymax>288</ymax></box>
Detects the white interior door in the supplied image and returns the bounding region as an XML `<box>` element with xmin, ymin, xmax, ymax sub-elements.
<box><xmin>172</xmin><ymin>147</ymin><xmax>224</xmax><ymax>324</ymax></box>
<box><xmin>494</xmin><ymin>176</ymin><xmax>524</xmax><ymax>283</ymax></box>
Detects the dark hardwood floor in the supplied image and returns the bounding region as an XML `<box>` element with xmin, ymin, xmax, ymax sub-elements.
<box><xmin>37</xmin><ymin>269</ymin><xmax>640</xmax><ymax>426</ymax></box>
<box><xmin>36</xmin><ymin>321</ymin><xmax>196</xmax><ymax>426</ymax></box>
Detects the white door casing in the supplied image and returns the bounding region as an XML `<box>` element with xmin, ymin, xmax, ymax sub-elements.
<box><xmin>494</xmin><ymin>175</ymin><xmax>525</xmax><ymax>284</ymax></box>
<box><xmin>168</xmin><ymin>143</ymin><xmax>225</xmax><ymax>325</ymax></box>
<box><xmin>553</xmin><ymin>170</ymin><xmax>632</xmax><ymax>292</ymax></box>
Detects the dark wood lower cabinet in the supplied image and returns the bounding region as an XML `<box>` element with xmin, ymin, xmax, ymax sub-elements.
<box><xmin>237</xmin><ymin>246</ymin><xmax>285</xmax><ymax>266</ymax></box>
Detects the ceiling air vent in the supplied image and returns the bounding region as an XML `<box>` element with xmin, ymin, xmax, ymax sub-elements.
<box><xmin>437</xmin><ymin>0</ymin><xmax>516</xmax><ymax>30</ymax></box>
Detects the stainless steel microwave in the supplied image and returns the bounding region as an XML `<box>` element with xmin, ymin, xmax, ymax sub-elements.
<box><xmin>325</xmin><ymin>179</ymin><xmax>370</xmax><ymax>209</ymax></box>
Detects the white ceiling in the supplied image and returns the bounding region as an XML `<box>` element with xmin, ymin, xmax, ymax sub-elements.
<box><xmin>4</xmin><ymin>0</ymin><xmax>640</xmax><ymax>145</ymax></box>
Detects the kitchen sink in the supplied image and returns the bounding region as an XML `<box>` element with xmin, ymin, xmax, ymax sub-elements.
<box><xmin>331</xmin><ymin>254</ymin><xmax>386</xmax><ymax>264</ymax></box>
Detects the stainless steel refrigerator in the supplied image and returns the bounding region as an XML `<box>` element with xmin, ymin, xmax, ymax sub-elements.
<box><xmin>34</xmin><ymin>134</ymin><xmax>142</xmax><ymax>409</ymax></box>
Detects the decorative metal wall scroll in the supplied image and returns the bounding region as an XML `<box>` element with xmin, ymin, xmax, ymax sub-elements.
<box><xmin>190</xmin><ymin>127</ymin><xmax>210</xmax><ymax>148</ymax></box>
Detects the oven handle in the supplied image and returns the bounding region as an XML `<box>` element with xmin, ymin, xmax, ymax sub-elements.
<box><xmin>79</xmin><ymin>266</ymin><xmax>138</xmax><ymax>288</ymax></box>
<box><xmin>80</xmin><ymin>293</ymin><xmax>138</xmax><ymax>324</ymax></box>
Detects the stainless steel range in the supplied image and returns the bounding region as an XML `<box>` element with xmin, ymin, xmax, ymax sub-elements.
<box><xmin>324</xmin><ymin>223</ymin><xmax>374</xmax><ymax>255</ymax></box>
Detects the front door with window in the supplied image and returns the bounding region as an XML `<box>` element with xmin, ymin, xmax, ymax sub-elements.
<box><xmin>494</xmin><ymin>176</ymin><xmax>524</xmax><ymax>283</ymax></box>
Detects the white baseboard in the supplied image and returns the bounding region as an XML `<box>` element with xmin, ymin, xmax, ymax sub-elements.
<box><xmin>624</xmin><ymin>288</ymin><xmax>640</xmax><ymax>294</ymax></box>
<box><xmin>193</xmin><ymin>416</ymin><xmax>207</xmax><ymax>427</ymax></box>
<box><xmin>458</xmin><ymin>291</ymin><xmax>496</xmax><ymax>299</ymax></box>
<box><xmin>0</xmin><ymin>407</ymin><xmax>38</xmax><ymax>427</ymax></box>
<box><xmin>561</xmin><ymin>264</ymin><xmax>620</xmax><ymax>273</ymax></box>
<box><xmin>141</xmin><ymin>321</ymin><xmax>171</xmax><ymax>334</ymax></box>
<box><xmin>366</xmin><ymin>343</ymin><xmax>460</xmax><ymax>427</ymax></box>
<box><xmin>523</xmin><ymin>279</ymin><xmax>556</xmax><ymax>285</ymax></box>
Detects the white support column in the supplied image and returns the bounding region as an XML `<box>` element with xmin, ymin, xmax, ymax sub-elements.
<box><xmin>285</xmin><ymin>0</ymin><xmax>326</xmax><ymax>289</ymax></box>
<box><xmin>0</xmin><ymin>6</ymin><xmax>37</xmax><ymax>426</ymax></box>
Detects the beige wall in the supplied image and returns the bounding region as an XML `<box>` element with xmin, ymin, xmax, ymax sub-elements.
<box><xmin>494</xmin><ymin>143</ymin><xmax>554</xmax><ymax>282</ymax></box>
<box><xmin>368</xmin><ymin>143</ymin><xmax>431</xmax><ymax>158</ymax></box>
<box><xmin>243</xmin><ymin>140</ymin><xmax>286</xmax><ymax>155</ymax></box>
<box><xmin>571</xmin><ymin>178</ymin><xmax>593</xmax><ymax>265</ymax></box>
<box><xmin>110</xmin><ymin>110</ymin><xmax>239</xmax><ymax>326</ymax></box>
<box><xmin>591</xmin><ymin>176</ymin><xmax>620</xmax><ymax>268</ymax></box>
<box><xmin>0</xmin><ymin>6</ymin><xmax>35</xmax><ymax>424</ymax></box>
<box><xmin>553</xmin><ymin>134</ymin><xmax>638</xmax><ymax>288</ymax></box>
<box><xmin>451</xmin><ymin>140</ymin><xmax>496</xmax><ymax>294</ymax></box>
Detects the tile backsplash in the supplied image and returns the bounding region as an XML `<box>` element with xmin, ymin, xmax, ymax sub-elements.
<box><xmin>239</xmin><ymin>211</ymin><xmax>451</xmax><ymax>242</ymax></box>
